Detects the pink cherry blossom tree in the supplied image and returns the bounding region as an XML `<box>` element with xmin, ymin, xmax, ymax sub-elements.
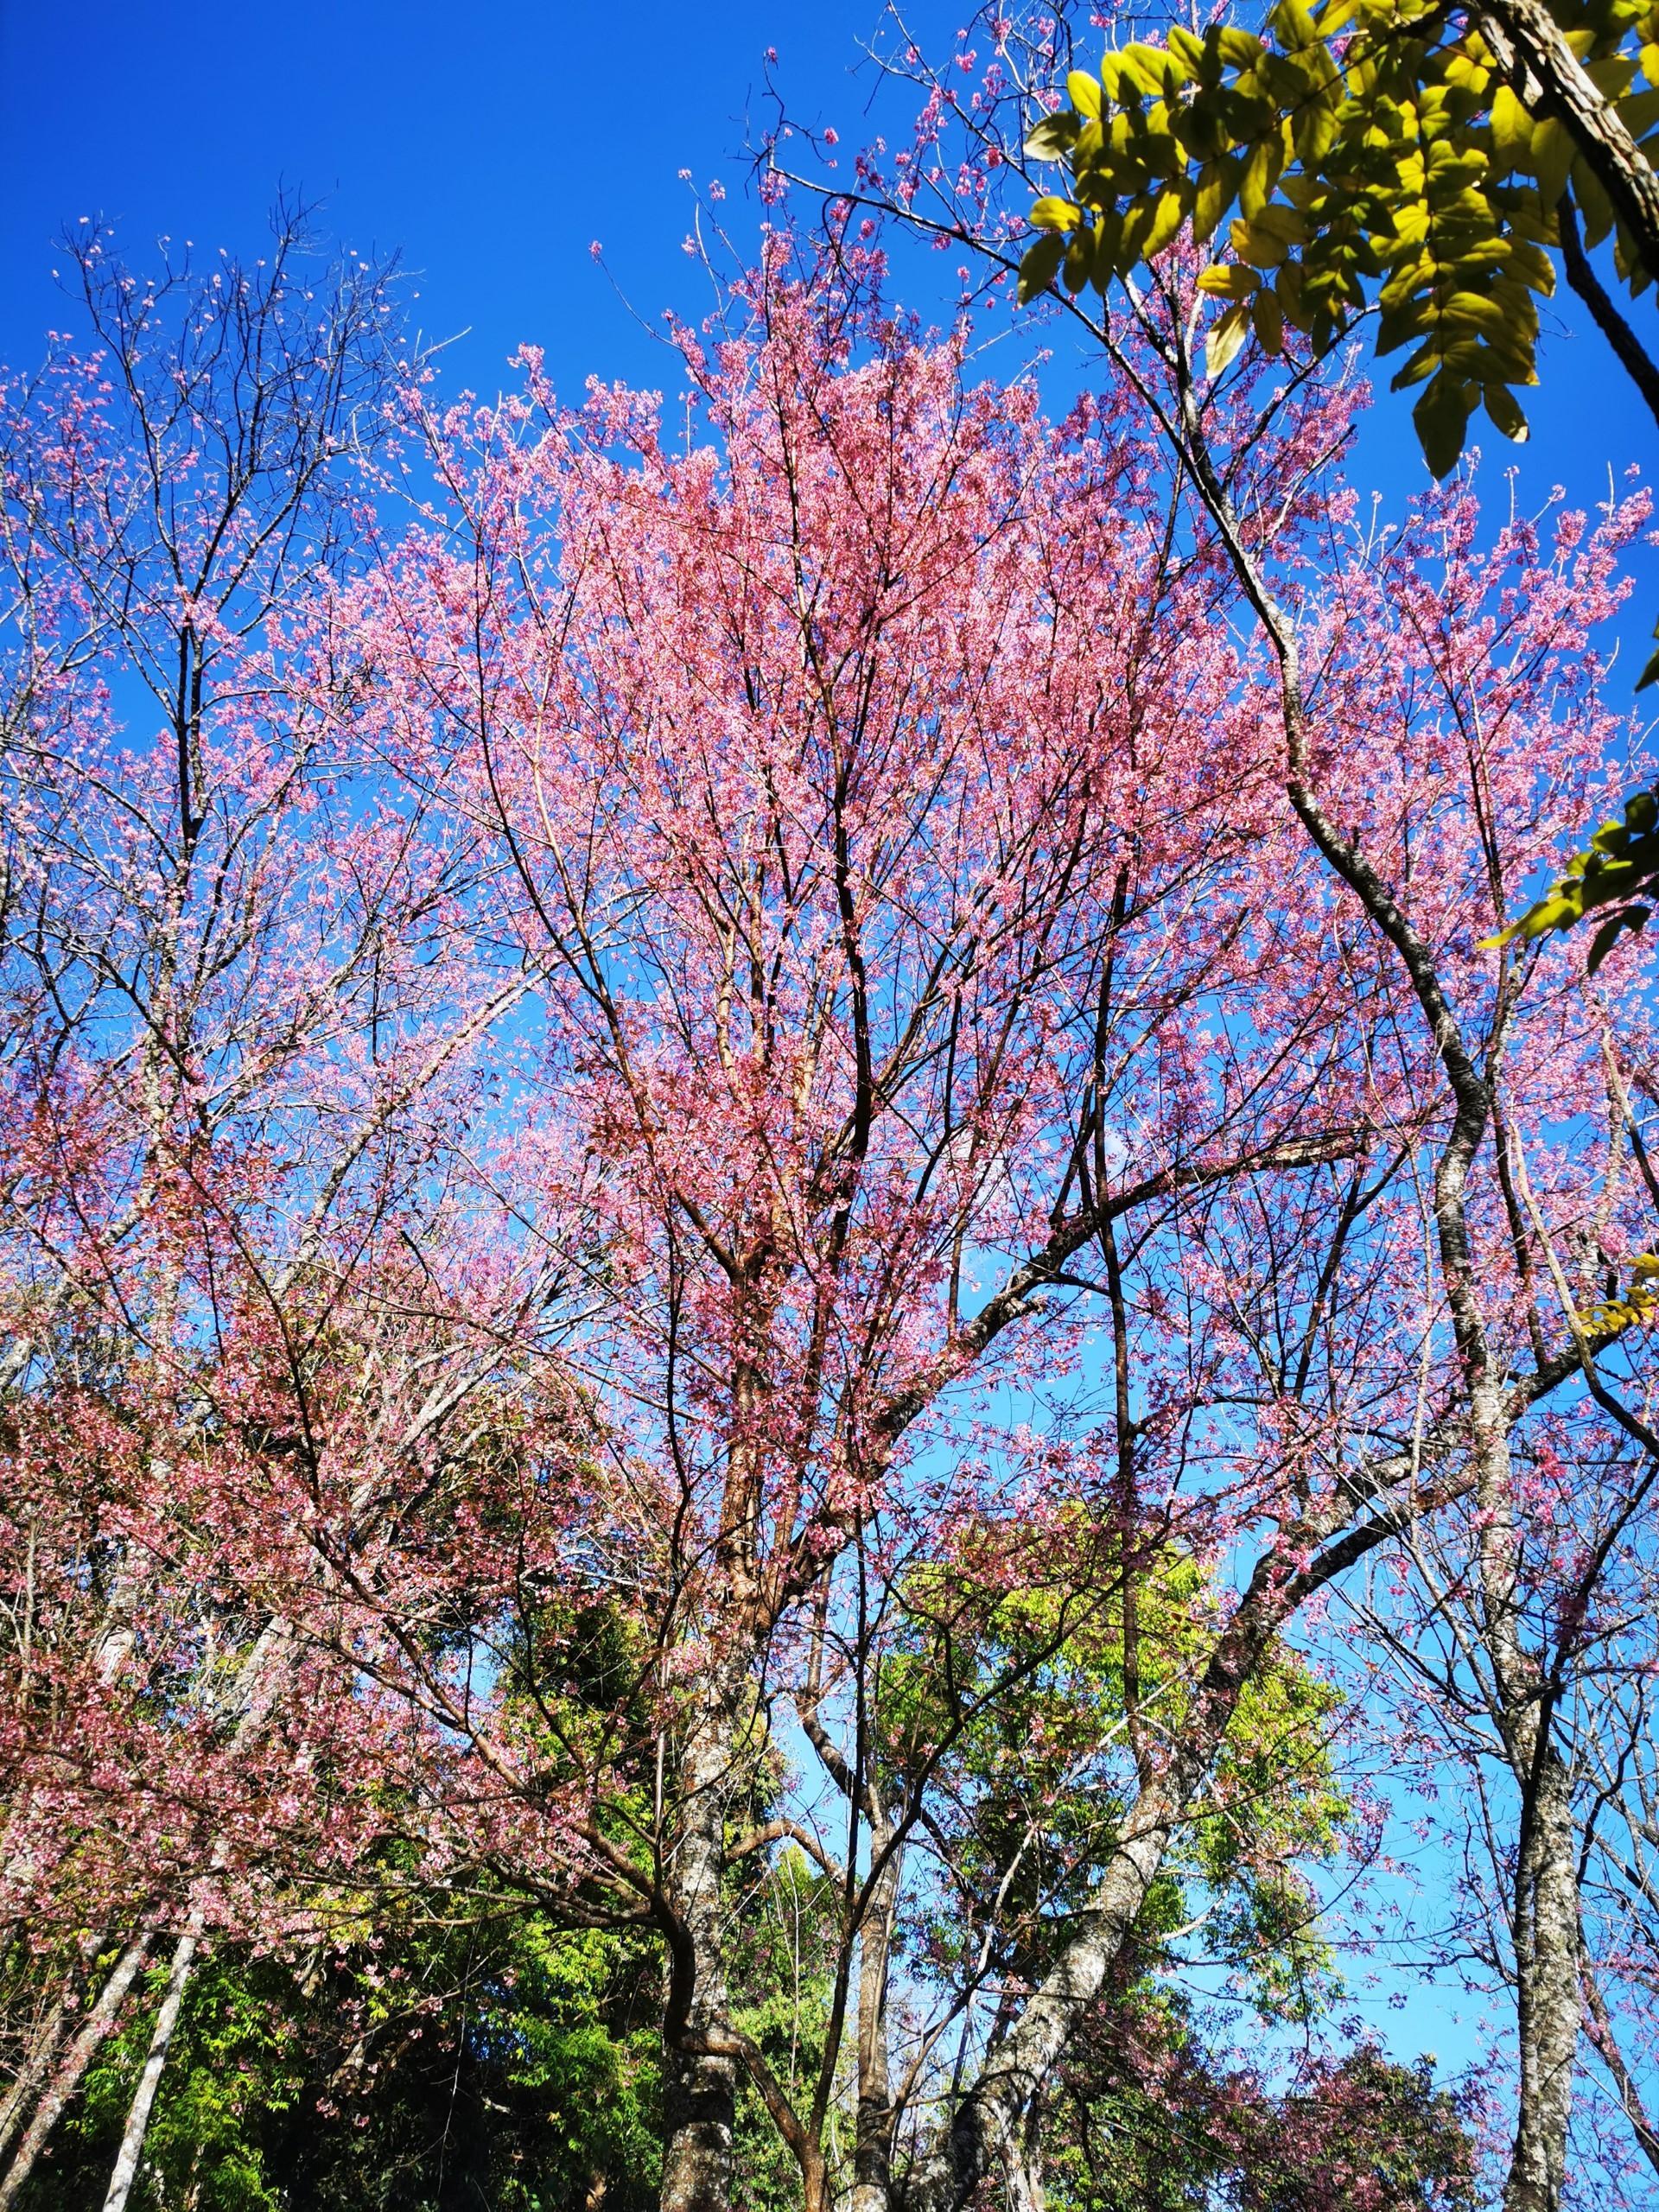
<box><xmin>317</xmin><ymin>245</ymin><xmax>1656</xmax><ymax>2210</ymax></box>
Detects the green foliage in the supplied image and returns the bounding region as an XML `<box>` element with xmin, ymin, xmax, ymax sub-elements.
<box><xmin>24</xmin><ymin>1916</ymin><xmax>664</xmax><ymax>2212</ymax></box>
<box><xmin>880</xmin><ymin>1525</ymin><xmax>1346</xmax><ymax>2023</ymax></box>
<box><xmin>1021</xmin><ymin>3</ymin><xmax>1659</xmax><ymax>969</ymax></box>
<box><xmin>1489</xmin><ymin>782</ymin><xmax>1659</xmax><ymax>959</ymax></box>
<box><xmin>68</xmin><ymin>1953</ymin><xmax>302</xmax><ymax>2212</ymax></box>
<box><xmin>1020</xmin><ymin>0</ymin><xmax>1659</xmax><ymax>475</ymax></box>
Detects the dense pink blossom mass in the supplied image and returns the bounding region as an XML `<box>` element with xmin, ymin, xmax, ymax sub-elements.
<box><xmin>3</xmin><ymin>207</ymin><xmax>1659</xmax><ymax>2212</ymax></box>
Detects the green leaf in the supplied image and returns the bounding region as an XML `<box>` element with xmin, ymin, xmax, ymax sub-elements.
<box><xmin>1617</xmin><ymin>87</ymin><xmax>1659</xmax><ymax>137</ymax></box>
<box><xmin>1412</xmin><ymin>371</ymin><xmax>1474</xmax><ymax>477</ymax></box>
<box><xmin>1573</xmin><ymin>157</ymin><xmax>1617</xmax><ymax>245</ymax></box>
<box><xmin>1167</xmin><ymin>24</ymin><xmax>1207</xmax><ymax>74</ymax></box>
<box><xmin>1217</xmin><ymin>26</ymin><xmax>1266</xmax><ymax>67</ymax></box>
<box><xmin>1198</xmin><ymin>262</ymin><xmax>1261</xmax><ymax>298</ymax></box>
<box><xmin>1024</xmin><ymin>111</ymin><xmax>1080</xmax><ymax>161</ymax></box>
<box><xmin>1144</xmin><ymin>188</ymin><xmax>1190</xmax><ymax>257</ymax></box>
<box><xmin>1067</xmin><ymin>68</ymin><xmax>1103</xmax><ymax>119</ymax></box>
<box><xmin>1530</xmin><ymin>117</ymin><xmax>1574</xmax><ymax>206</ymax></box>
<box><xmin>1017</xmin><ymin>232</ymin><xmax>1066</xmax><ymax>304</ymax></box>
<box><xmin>1252</xmin><ymin>203</ymin><xmax>1309</xmax><ymax>246</ymax></box>
<box><xmin>1240</xmin><ymin>133</ymin><xmax>1285</xmax><ymax>219</ymax></box>
<box><xmin>1484</xmin><ymin>383</ymin><xmax>1530</xmax><ymax>442</ymax></box>
<box><xmin>1231</xmin><ymin>213</ymin><xmax>1290</xmax><ymax>267</ymax></box>
<box><xmin>1122</xmin><ymin>41</ymin><xmax>1177</xmax><ymax>96</ymax></box>
<box><xmin>1588</xmin><ymin>911</ymin><xmax>1643</xmax><ymax>972</ymax></box>
<box><xmin>1444</xmin><ymin>289</ymin><xmax>1511</xmax><ymax>334</ymax></box>
<box><xmin>1490</xmin><ymin>84</ymin><xmax>1535</xmax><ymax>168</ymax></box>
<box><xmin>1030</xmin><ymin>196</ymin><xmax>1082</xmax><ymax>231</ymax></box>
<box><xmin>1253</xmin><ymin>288</ymin><xmax>1287</xmax><ymax>352</ymax></box>
<box><xmin>1271</xmin><ymin>0</ymin><xmax>1322</xmax><ymax>52</ymax></box>
<box><xmin>1194</xmin><ymin>157</ymin><xmax>1239</xmax><ymax>242</ymax></box>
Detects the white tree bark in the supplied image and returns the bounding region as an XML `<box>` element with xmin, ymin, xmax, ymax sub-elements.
<box><xmin>100</xmin><ymin>1920</ymin><xmax>200</xmax><ymax>2212</ymax></box>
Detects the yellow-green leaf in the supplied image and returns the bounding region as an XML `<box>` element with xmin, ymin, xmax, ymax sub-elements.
<box><xmin>1194</xmin><ymin>160</ymin><xmax>1237</xmax><ymax>242</ymax></box>
<box><xmin>1253</xmin><ymin>288</ymin><xmax>1287</xmax><ymax>352</ymax></box>
<box><xmin>1206</xmin><ymin>300</ymin><xmax>1253</xmax><ymax>378</ymax></box>
<box><xmin>1491</xmin><ymin>84</ymin><xmax>1534</xmax><ymax>166</ymax></box>
<box><xmin>1067</xmin><ymin>68</ymin><xmax>1103</xmax><ymax>119</ymax></box>
<box><xmin>1484</xmin><ymin>383</ymin><xmax>1530</xmax><ymax>442</ymax></box>
<box><xmin>1413</xmin><ymin>370</ymin><xmax>1475</xmax><ymax>477</ymax></box>
<box><xmin>1017</xmin><ymin>232</ymin><xmax>1066</xmax><ymax>304</ymax></box>
<box><xmin>1240</xmin><ymin>133</ymin><xmax>1285</xmax><ymax>219</ymax></box>
<box><xmin>1198</xmin><ymin>262</ymin><xmax>1261</xmax><ymax>298</ymax></box>
<box><xmin>1144</xmin><ymin>188</ymin><xmax>1189</xmax><ymax>257</ymax></box>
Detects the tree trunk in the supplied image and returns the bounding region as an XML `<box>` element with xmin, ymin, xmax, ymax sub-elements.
<box><xmin>851</xmin><ymin>1832</ymin><xmax>902</xmax><ymax>2212</ymax></box>
<box><xmin>899</xmin><ymin>1777</ymin><xmax>1181</xmax><ymax>2212</ymax></box>
<box><xmin>1003</xmin><ymin>2094</ymin><xmax>1046</xmax><ymax>2212</ymax></box>
<box><xmin>1478</xmin><ymin>0</ymin><xmax>1659</xmax><ymax>285</ymax></box>
<box><xmin>1460</xmin><ymin>1370</ymin><xmax>1580</xmax><ymax>2212</ymax></box>
<box><xmin>1503</xmin><ymin>1749</ymin><xmax>1580</xmax><ymax>2212</ymax></box>
<box><xmin>101</xmin><ymin>1919</ymin><xmax>199</xmax><ymax>2212</ymax></box>
<box><xmin>659</xmin><ymin>1674</ymin><xmax>742</xmax><ymax>2212</ymax></box>
<box><xmin>0</xmin><ymin>1931</ymin><xmax>110</xmax><ymax>2163</ymax></box>
<box><xmin>1581</xmin><ymin>1950</ymin><xmax>1659</xmax><ymax>2178</ymax></box>
<box><xmin>0</xmin><ymin>1933</ymin><xmax>152</xmax><ymax>2209</ymax></box>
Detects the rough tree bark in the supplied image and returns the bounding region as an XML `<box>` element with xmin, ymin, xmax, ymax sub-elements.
<box><xmin>1505</xmin><ymin>1749</ymin><xmax>1580</xmax><ymax>2212</ymax></box>
<box><xmin>851</xmin><ymin>1823</ymin><xmax>902</xmax><ymax>2212</ymax></box>
<box><xmin>659</xmin><ymin>1669</ymin><xmax>745</xmax><ymax>2212</ymax></box>
<box><xmin>1478</xmin><ymin>0</ymin><xmax>1659</xmax><ymax>284</ymax></box>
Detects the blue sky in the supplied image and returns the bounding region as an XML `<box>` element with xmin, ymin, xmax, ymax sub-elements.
<box><xmin>3</xmin><ymin>0</ymin><xmax>1650</xmax><ymax>582</ymax></box>
<box><xmin>0</xmin><ymin>0</ymin><xmax>944</xmax><ymax>408</ymax></box>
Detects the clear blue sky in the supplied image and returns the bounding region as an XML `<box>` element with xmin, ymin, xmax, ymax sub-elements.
<box><xmin>3</xmin><ymin>0</ymin><xmax>1650</xmax><ymax>636</ymax></box>
<box><xmin>3</xmin><ymin>0</ymin><xmax>1649</xmax><ymax>566</ymax></box>
<box><xmin>0</xmin><ymin>0</ymin><xmax>967</xmax><ymax>406</ymax></box>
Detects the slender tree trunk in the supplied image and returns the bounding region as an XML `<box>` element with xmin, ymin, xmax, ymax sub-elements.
<box><xmin>1460</xmin><ymin>1371</ymin><xmax>1580</xmax><ymax>2212</ymax></box>
<box><xmin>660</xmin><ymin>1672</ymin><xmax>742</xmax><ymax>2212</ymax></box>
<box><xmin>1581</xmin><ymin>1949</ymin><xmax>1659</xmax><ymax>2178</ymax></box>
<box><xmin>0</xmin><ymin>1627</ymin><xmax>283</xmax><ymax>2194</ymax></box>
<box><xmin>1478</xmin><ymin>0</ymin><xmax>1659</xmax><ymax>284</ymax></box>
<box><xmin>0</xmin><ymin>2013</ymin><xmax>62</xmax><ymax>2172</ymax></box>
<box><xmin>0</xmin><ymin>1933</ymin><xmax>152</xmax><ymax>2209</ymax></box>
<box><xmin>101</xmin><ymin>1920</ymin><xmax>200</xmax><ymax>2212</ymax></box>
<box><xmin>851</xmin><ymin>1833</ymin><xmax>902</xmax><ymax>2212</ymax></box>
<box><xmin>1003</xmin><ymin>2094</ymin><xmax>1046</xmax><ymax>2212</ymax></box>
<box><xmin>900</xmin><ymin>1775</ymin><xmax>1183</xmax><ymax>2212</ymax></box>
<box><xmin>0</xmin><ymin>1932</ymin><xmax>110</xmax><ymax>2163</ymax></box>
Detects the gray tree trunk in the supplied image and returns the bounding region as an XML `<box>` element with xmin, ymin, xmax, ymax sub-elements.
<box><xmin>899</xmin><ymin>1777</ymin><xmax>1181</xmax><ymax>2212</ymax></box>
<box><xmin>1461</xmin><ymin>1370</ymin><xmax>1580</xmax><ymax>2212</ymax></box>
<box><xmin>850</xmin><ymin>1831</ymin><xmax>902</xmax><ymax>2212</ymax></box>
<box><xmin>659</xmin><ymin>1671</ymin><xmax>743</xmax><ymax>2212</ymax></box>
<box><xmin>1003</xmin><ymin>2094</ymin><xmax>1047</xmax><ymax>2212</ymax></box>
<box><xmin>1504</xmin><ymin>1750</ymin><xmax>1580</xmax><ymax>2212</ymax></box>
<box><xmin>0</xmin><ymin>1931</ymin><xmax>111</xmax><ymax>2163</ymax></box>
